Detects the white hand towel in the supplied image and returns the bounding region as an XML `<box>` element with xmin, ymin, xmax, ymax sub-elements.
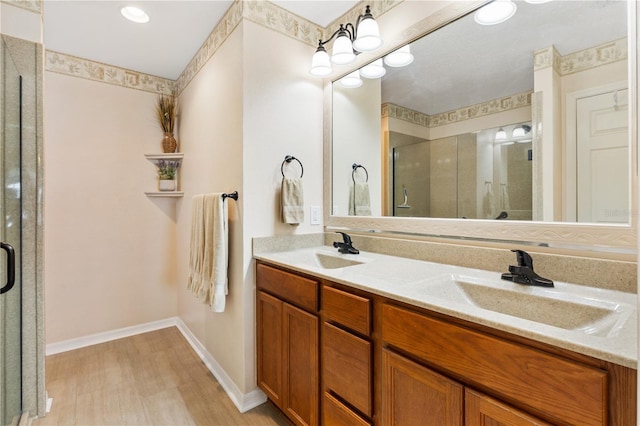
<box><xmin>349</xmin><ymin>182</ymin><xmax>372</xmax><ymax>216</ymax></box>
<box><xmin>187</xmin><ymin>193</ymin><xmax>229</xmax><ymax>312</ymax></box>
<box><xmin>501</xmin><ymin>184</ymin><xmax>511</xmax><ymax>211</ymax></box>
<box><xmin>482</xmin><ymin>182</ymin><xmax>496</xmax><ymax>219</ymax></box>
<box><xmin>281</xmin><ymin>177</ymin><xmax>304</xmax><ymax>225</ymax></box>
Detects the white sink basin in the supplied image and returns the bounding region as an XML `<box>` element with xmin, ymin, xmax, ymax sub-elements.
<box><xmin>421</xmin><ymin>274</ymin><xmax>632</xmax><ymax>337</ymax></box>
<box><xmin>285</xmin><ymin>249</ymin><xmax>371</xmax><ymax>270</ymax></box>
<box><xmin>313</xmin><ymin>252</ymin><xmax>366</xmax><ymax>269</ymax></box>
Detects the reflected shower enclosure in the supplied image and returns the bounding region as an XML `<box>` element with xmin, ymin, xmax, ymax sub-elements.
<box><xmin>391</xmin><ymin>124</ymin><xmax>532</xmax><ymax>220</ymax></box>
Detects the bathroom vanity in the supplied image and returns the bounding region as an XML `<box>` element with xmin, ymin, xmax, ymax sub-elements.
<box><xmin>255</xmin><ymin>247</ymin><xmax>636</xmax><ymax>426</ymax></box>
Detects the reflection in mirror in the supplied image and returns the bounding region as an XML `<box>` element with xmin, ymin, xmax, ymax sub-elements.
<box><xmin>331</xmin><ymin>0</ymin><xmax>629</xmax><ymax>225</ymax></box>
<box><xmin>391</xmin><ymin>122</ymin><xmax>533</xmax><ymax>220</ymax></box>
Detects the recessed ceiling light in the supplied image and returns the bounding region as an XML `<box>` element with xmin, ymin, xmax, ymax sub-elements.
<box><xmin>121</xmin><ymin>6</ymin><xmax>149</xmax><ymax>24</ymax></box>
<box><xmin>474</xmin><ymin>0</ymin><xmax>517</xmax><ymax>26</ymax></box>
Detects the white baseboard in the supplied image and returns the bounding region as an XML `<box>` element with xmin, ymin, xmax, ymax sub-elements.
<box><xmin>175</xmin><ymin>318</ymin><xmax>267</xmax><ymax>413</ymax></box>
<box><xmin>44</xmin><ymin>317</ymin><xmax>267</xmax><ymax>414</ymax></box>
<box><xmin>45</xmin><ymin>317</ymin><xmax>179</xmax><ymax>355</ymax></box>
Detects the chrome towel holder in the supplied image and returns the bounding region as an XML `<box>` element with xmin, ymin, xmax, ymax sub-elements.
<box><xmin>281</xmin><ymin>155</ymin><xmax>304</xmax><ymax>178</ymax></box>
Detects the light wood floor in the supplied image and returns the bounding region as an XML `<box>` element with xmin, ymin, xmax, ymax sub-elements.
<box><xmin>34</xmin><ymin>327</ymin><xmax>292</xmax><ymax>426</ymax></box>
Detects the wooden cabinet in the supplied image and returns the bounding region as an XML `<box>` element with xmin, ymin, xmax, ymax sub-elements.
<box><xmin>465</xmin><ymin>389</ymin><xmax>551</xmax><ymax>426</ymax></box>
<box><xmin>256</xmin><ymin>261</ymin><xmax>636</xmax><ymax>426</ymax></box>
<box><xmin>322</xmin><ymin>285</ymin><xmax>372</xmax><ymax>425</ymax></box>
<box><xmin>381</xmin><ymin>303</ymin><xmax>607</xmax><ymax>425</ymax></box>
<box><xmin>380</xmin><ymin>347</ymin><xmax>550</xmax><ymax>426</ymax></box>
<box><xmin>256</xmin><ymin>291</ymin><xmax>283</xmax><ymax>406</ymax></box>
<box><xmin>381</xmin><ymin>348</ymin><xmax>463</xmax><ymax>426</ymax></box>
<box><xmin>323</xmin><ymin>392</ymin><xmax>372</xmax><ymax>426</ymax></box>
<box><xmin>256</xmin><ymin>263</ymin><xmax>319</xmax><ymax>426</ymax></box>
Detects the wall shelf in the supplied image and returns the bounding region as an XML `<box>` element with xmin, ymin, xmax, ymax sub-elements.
<box><xmin>144</xmin><ymin>191</ymin><xmax>184</xmax><ymax>198</ymax></box>
<box><xmin>145</xmin><ymin>153</ymin><xmax>184</xmax><ymax>162</ymax></box>
<box><xmin>145</xmin><ymin>153</ymin><xmax>184</xmax><ymax>198</ymax></box>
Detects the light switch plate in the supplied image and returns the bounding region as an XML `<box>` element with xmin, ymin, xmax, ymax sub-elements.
<box><xmin>311</xmin><ymin>206</ymin><xmax>321</xmax><ymax>225</ymax></box>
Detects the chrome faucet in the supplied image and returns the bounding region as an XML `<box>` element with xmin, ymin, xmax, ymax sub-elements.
<box><xmin>501</xmin><ymin>250</ymin><xmax>554</xmax><ymax>287</ymax></box>
<box><xmin>333</xmin><ymin>232</ymin><xmax>360</xmax><ymax>255</ymax></box>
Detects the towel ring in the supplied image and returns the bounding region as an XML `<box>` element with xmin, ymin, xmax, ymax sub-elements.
<box><xmin>352</xmin><ymin>163</ymin><xmax>368</xmax><ymax>184</ymax></box>
<box><xmin>281</xmin><ymin>155</ymin><xmax>304</xmax><ymax>178</ymax></box>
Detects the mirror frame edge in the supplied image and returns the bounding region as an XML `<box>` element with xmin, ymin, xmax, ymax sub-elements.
<box><xmin>323</xmin><ymin>0</ymin><xmax>639</xmax><ymax>258</ymax></box>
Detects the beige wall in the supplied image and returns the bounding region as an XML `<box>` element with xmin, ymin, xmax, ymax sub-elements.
<box><xmin>175</xmin><ymin>24</ymin><xmax>244</xmax><ymax>391</ymax></box>
<box><xmin>43</xmin><ymin>72</ymin><xmax>178</xmax><ymax>343</ymax></box>
<box><xmin>175</xmin><ymin>20</ymin><xmax>324</xmax><ymax>395</ymax></box>
<box><xmin>333</xmin><ymin>77</ymin><xmax>382</xmax><ymax>216</ymax></box>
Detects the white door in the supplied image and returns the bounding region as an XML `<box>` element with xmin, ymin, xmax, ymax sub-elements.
<box><xmin>577</xmin><ymin>89</ymin><xmax>628</xmax><ymax>223</ymax></box>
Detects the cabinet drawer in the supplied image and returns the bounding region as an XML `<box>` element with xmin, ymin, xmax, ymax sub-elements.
<box><xmin>322</xmin><ymin>285</ymin><xmax>371</xmax><ymax>335</ymax></box>
<box><xmin>257</xmin><ymin>263</ymin><xmax>319</xmax><ymax>312</ymax></box>
<box><xmin>381</xmin><ymin>304</ymin><xmax>607</xmax><ymax>426</ymax></box>
<box><xmin>323</xmin><ymin>392</ymin><xmax>371</xmax><ymax>426</ymax></box>
<box><xmin>323</xmin><ymin>322</ymin><xmax>372</xmax><ymax>417</ymax></box>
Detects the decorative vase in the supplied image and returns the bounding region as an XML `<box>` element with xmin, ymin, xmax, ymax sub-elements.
<box><xmin>159</xmin><ymin>179</ymin><xmax>176</xmax><ymax>191</ymax></box>
<box><xmin>162</xmin><ymin>133</ymin><xmax>177</xmax><ymax>153</ymax></box>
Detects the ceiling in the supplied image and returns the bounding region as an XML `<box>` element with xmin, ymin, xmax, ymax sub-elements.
<box><xmin>43</xmin><ymin>0</ymin><xmax>358</xmax><ymax>80</ymax></box>
<box><xmin>381</xmin><ymin>0</ymin><xmax>628</xmax><ymax>115</ymax></box>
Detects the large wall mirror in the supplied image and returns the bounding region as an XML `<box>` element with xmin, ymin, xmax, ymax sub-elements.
<box><xmin>327</xmin><ymin>0</ymin><xmax>637</xmax><ymax>253</ymax></box>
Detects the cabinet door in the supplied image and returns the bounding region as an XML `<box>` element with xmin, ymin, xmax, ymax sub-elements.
<box><xmin>257</xmin><ymin>291</ymin><xmax>283</xmax><ymax>406</ymax></box>
<box><xmin>284</xmin><ymin>303</ymin><xmax>319</xmax><ymax>426</ymax></box>
<box><xmin>465</xmin><ymin>389</ymin><xmax>552</xmax><ymax>426</ymax></box>
<box><xmin>382</xmin><ymin>348</ymin><xmax>463</xmax><ymax>426</ymax></box>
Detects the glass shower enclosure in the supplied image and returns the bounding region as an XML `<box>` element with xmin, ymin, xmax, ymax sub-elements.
<box><xmin>0</xmin><ymin>37</ymin><xmax>23</xmax><ymax>425</ymax></box>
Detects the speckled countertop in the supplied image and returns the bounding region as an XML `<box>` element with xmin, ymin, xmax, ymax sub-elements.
<box><xmin>254</xmin><ymin>246</ymin><xmax>637</xmax><ymax>369</ymax></box>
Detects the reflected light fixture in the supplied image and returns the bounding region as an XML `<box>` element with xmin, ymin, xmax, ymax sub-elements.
<box><xmin>474</xmin><ymin>0</ymin><xmax>517</xmax><ymax>26</ymax></box>
<box><xmin>384</xmin><ymin>44</ymin><xmax>414</xmax><ymax>67</ymax></box>
<box><xmin>360</xmin><ymin>59</ymin><xmax>386</xmax><ymax>79</ymax></box>
<box><xmin>512</xmin><ymin>124</ymin><xmax>531</xmax><ymax>138</ymax></box>
<box><xmin>309</xmin><ymin>5</ymin><xmax>383</xmax><ymax>77</ymax></box>
<box><xmin>495</xmin><ymin>127</ymin><xmax>507</xmax><ymax>141</ymax></box>
<box><xmin>340</xmin><ymin>70</ymin><xmax>363</xmax><ymax>88</ymax></box>
<box><xmin>121</xmin><ymin>6</ymin><xmax>149</xmax><ymax>23</ymax></box>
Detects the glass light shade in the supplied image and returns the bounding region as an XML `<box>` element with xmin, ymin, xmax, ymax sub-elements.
<box><xmin>340</xmin><ymin>70</ymin><xmax>363</xmax><ymax>88</ymax></box>
<box><xmin>495</xmin><ymin>127</ymin><xmax>507</xmax><ymax>141</ymax></box>
<box><xmin>331</xmin><ymin>34</ymin><xmax>356</xmax><ymax>65</ymax></box>
<box><xmin>121</xmin><ymin>6</ymin><xmax>149</xmax><ymax>23</ymax></box>
<box><xmin>384</xmin><ymin>45</ymin><xmax>414</xmax><ymax>67</ymax></box>
<box><xmin>474</xmin><ymin>0</ymin><xmax>517</xmax><ymax>26</ymax></box>
<box><xmin>309</xmin><ymin>48</ymin><xmax>332</xmax><ymax>77</ymax></box>
<box><xmin>353</xmin><ymin>18</ymin><xmax>383</xmax><ymax>52</ymax></box>
<box><xmin>512</xmin><ymin>125</ymin><xmax>526</xmax><ymax>138</ymax></box>
<box><xmin>360</xmin><ymin>59</ymin><xmax>386</xmax><ymax>79</ymax></box>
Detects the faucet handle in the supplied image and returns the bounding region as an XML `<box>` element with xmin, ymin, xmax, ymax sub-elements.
<box><xmin>336</xmin><ymin>231</ymin><xmax>352</xmax><ymax>245</ymax></box>
<box><xmin>512</xmin><ymin>249</ymin><xmax>533</xmax><ymax>268</ymax></box>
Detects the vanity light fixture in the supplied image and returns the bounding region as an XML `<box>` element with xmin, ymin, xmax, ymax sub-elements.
<box><xmin>384</xmin><ymin>44</ymin><xmax>414</xmax><ymax>67</ymax></box>
<box><xmin>340</xmin><ymin>70</ymin><xmax>363</xmax><ymax>88</ymax></box>
<box><xmin>309</xmin><ymin>5</ymin><xmax>383</xmax><ymax>76</ymax></box>
<box><xmin>474</xmin><ymin>0</ymin><xmax>517</xmax><ymax>26</ymax></box>
<box><xmin>120</xmin><ymin>6</ymin><xmax>149</xmax><ymax>23</ymax></box>
<box><xmin>360</xmin><ymin>59</ymin><xmax>386</xmax><ymax>79</ymax></box>
<box><xmin>495</xmin><ymin>127</ymin><xmax>507</xmax><ymax>141</ymax></box>
<box><xmin>512</xmin><ymin>124</ymin><xmax>531</xmax><ymax>138</ymax></box>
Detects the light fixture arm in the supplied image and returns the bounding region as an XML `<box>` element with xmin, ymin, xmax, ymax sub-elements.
<box><xmin>315</xmin><ymin>5</ymin><xmax>374</xmax><ymax>50</ymax></box>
